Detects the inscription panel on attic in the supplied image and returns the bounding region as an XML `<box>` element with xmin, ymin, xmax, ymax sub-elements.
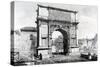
<box><xmin>48</xmin><ymin>9</ymin><xmax>71</xmax><ymax>21</ymax></box>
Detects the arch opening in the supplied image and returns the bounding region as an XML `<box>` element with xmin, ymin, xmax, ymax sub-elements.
<box><xmin>51</xmin><ymin>29</ymin><xmax>69</xmax><ymax>55</ymax></box>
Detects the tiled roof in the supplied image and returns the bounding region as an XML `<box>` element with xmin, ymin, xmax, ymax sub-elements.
<box><xmin>20</xmin><ymin>27</ymin><xmax>37</xmax><ymax>32</ymax></box>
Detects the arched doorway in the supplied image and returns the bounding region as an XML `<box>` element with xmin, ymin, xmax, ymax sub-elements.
<box><xmin>52</xmin><ymin>31</ymin><xmax>63</xmax><ymax>54</ymax></box>
<box><xmin>51</xmin><ymin>29</ymin><xmax>69</xmax><ymax>55</ymax></box>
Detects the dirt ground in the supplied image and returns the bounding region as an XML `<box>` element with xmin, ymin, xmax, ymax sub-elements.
<box><xmin>35</xmin><ymin>54</ymin><xmax>88</xmax><ymax>65</ymax></box>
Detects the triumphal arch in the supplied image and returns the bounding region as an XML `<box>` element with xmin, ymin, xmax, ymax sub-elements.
<box><xmin>35</xmin><ymin>5</ymin><xmax>79</xmax><ymax>58</ymax></box>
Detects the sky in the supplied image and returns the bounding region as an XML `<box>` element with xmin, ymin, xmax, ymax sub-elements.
<box><xmin>14</xmin><ymin>1</ymin><xmax>98</xmax><ymax>39</ymax></box>
<box><xmin>52</xmin><ymin>31</ymin><xmax>63</xmax><ymax>40</ymax></box>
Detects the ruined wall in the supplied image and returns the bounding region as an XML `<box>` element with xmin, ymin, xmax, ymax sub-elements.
<box><xmin>13</xmin><ymin>30</ymin><xmax>37</xmax><ymax>62</ymax></box>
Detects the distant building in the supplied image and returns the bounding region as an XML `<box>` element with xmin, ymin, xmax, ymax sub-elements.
<box><xmin>78</xmin><ymin>34</ymin><xmax>97</xmax><ymax>50</ymax></box>
<box><xmin>52</xmin><ymin>35</ymin><xmax>63</xmax><ymax>53</ymax></box>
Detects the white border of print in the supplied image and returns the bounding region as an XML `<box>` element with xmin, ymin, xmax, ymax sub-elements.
<box><xmin>0</xmin><ymin>0</ymin><xmax>100</xmax><ymax>67</ymax></box>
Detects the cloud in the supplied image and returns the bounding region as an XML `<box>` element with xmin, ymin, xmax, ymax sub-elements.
<box><xmin>77</xmin><ymin>15</ymin><xmax>97</xmax><ymax>39</ymax></box>
<box><xmin>14</xmin><ymin>1</ymin><xmax>37</xmax><ymax>30</ymax></box>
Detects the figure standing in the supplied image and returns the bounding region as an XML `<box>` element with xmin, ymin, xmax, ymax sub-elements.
<box><xmin>30</xmin><ymin>34</ymin><xmax>36</xmax><ymax>60</ymax></box>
